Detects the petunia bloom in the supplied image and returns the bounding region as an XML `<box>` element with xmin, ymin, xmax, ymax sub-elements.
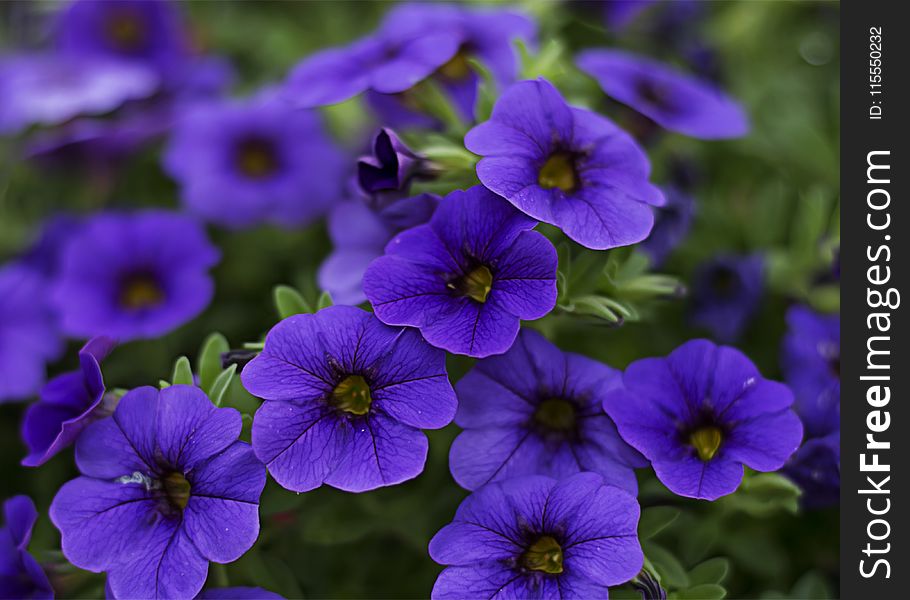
<box><xmin>0</xmin><ymin>263</ymin><xmax>63</xmax><ymax>403</ymax></box>
<box><xmin>465</xmin><ymin>78</ymin><xmax>664</xmax><ymax>250</ymax></box>
<box><xmin>364</xmin><ymin>3</ymin><xmax>536</xmax><ymax>124</ymax></box>
<box><xmin>285</xmin><ymin>5</ymin><xmax>462</xmax><ymax>108</ymax></box>
<box><xmin>450</xmin><ymin>329</ymin><xmax>645</xmax><ymax>492</ymax></box>
<box><xmin>357</xmin><ymin>128</ymin><xmax>430</xmax><ymax>202</ymax></box>
<box><xmin>163</xmin><ymin>93</ymin><xmax>346</xmax><ymax>228</ymax></box>
<box><xmin>429</xmin><ymin>473</ymin><xmax>643</xmax><ymax>599</ymax></box>
<box><xmin>0</xmin><ymin>53</ymin><xmax>158</xmax><ymax>135</ymax></box>
<box><xmin>603</xmin><ymin>339</ymin><xmax>803</xmax><ymax>500</ymax></box>
<box><xmin>50</xmin><ymin>384</ymin><xmax>266</xmax><ymax>600</ymax></box>
<box><xmin>363</xmin><ymin>185</ymin><xmax>558</xmax><ymax>358</ymax></box>
<box><xmin>576</xmin><ymin>49</ymin><xmax>749</xmax><ymax>139</ymax></box>
<box><xmin>0</xmin><ymin>496</ymin><xmax>54</xmax><ymax>600</ymax></box>
<box><xmin>319</xmin><ymin>193</ymin><xmax>439</xmax><ymax>306</ymax></box>
<box><xmin>781</xmin><ymin>306</ymin><xmax>840</xmax><ymax>507</ymax></box>
<box><xmin>52</xmin><ymin>211</ymin><xmax>219</xmax><ymax>341</ymax></box>
<box><xmin>639</xmin><ymin>185</ymin><xmax>695</xmax><ymax>267</ymax></box>
<box><xmin>22</xmin><ymin>336</ymin><xmax>117</xmax><ymax>467</ymax></box>
<box><xmin>241</xmin><ymin>306</ymin><xmax>457</xmax><ymax>493</ymax></box>
<box><xmin>689</xmin><ymin>254</ymin><xmax>764</xmax><ymax>342</ymax></box>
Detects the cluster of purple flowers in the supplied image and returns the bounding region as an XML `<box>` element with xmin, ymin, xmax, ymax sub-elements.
<box><xmin>0</xmin><ymin>1</ymin><xmax>835</xmax><ymax>599</ymax></box>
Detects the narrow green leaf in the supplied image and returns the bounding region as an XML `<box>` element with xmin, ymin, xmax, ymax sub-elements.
<box><xmin>643</xmin><ymin>541</ymin><xmax>690</xmax><ymax>590</ymax></box>
<box><xmin>198</xmin><ymin>332</ymin><xmax>229</xmax><ymax>392</ymax></box>
<box><xmin>209</xmin><ymin>364</ymin><xmax>237</xmax><ymax>408</ymax></box>
<box><xmin>158</xmin><ymin>379</ymin><xmax>171</xmax><ymax>389</ymax></box>
<box><xmin>639</xmin><ymin>506</ymin><xmax>681</xmax><ymax>540</ymax></box>
<box><xmin>273</xmin><ymin>285</ymin><xmax>311</xmax><ymax>319</ymax></box>
<box><xmin>171</xmin><ymin>356</ymin><xmax>194</xmax><ymax>386</ymax></box>
<box><xmin>688</xmin><ymin>558</ymin><xmax>730</xmax><ymax>586</ymax></box>
<box><xmin>316</xmin><ymin>290</ymin><xmax>333</xmax><ymax>310</ymax></box>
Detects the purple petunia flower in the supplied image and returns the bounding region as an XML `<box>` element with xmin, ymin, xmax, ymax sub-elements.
<box><xmin>364</xmin><ymin>3</ymin><xmax>536</xmax><ymax>125</ymax></box>
<box><xmin>781</xmin><ymin>306</ymin><xmax>840</xmax><ymax>507</ymax></box>
<box><xmin>363</xmin><ymin>186</ymin><xmax>558</xmax><ymax>358</ymax></box>
<box><xmin>603</xmin><ymin>339</ymin><xmax>803</xmax><ymax>500</ymax></box>
<box><xmin>429</xmin><ymin>472</ymin><xmax>643</xmax><ymax>599</ymax></box>
<box><xmin>241</xmin><ymin>306</ymin><xmax>457</xmax><ymax>493</ymax></box>
<box><xmin>0</xmin><ymin>53</ymin><xmax>158</xmax><ymax>135</ymax></box>
<box><xmin>163</xmin><ymin>93</ymin><xmax>346</xmax><ymax>228</ymax></box>
<box><xmin>21</xmin><ymin>336</ymin><xmax>117</xmax><ymax>467</ymax></box>
<box><xmin>52</xmin><ymin>211</ymin><xmax>219</xmax><ymax>341</ymax></box>
<box><xmin>319</xmin><ymin>193</ymin><xmax>439</xmax><ymax>306</ymax></box>
<box><xmin>0</xmin><ymin>263</ymin><xmax>63</xmax><ymax>403</ymax></box>
<box><xmin>450</xmin><ymin>329</ymin><xmax>646</xmax><ymax>492</ymax></box>
<box><xmin>285</xmin><ymin>5</ymin><xmax>462</xmax><ymax>108</ymax></box>
<box><xmin>689</xmin><ymin>254</ymin><xmax>764</xmax><ymax>342</ymax></box>
<box><xmin>357</xmin><ymin>128</ymin><xmax>429</xmax><ymax>201</ymax></box>
<box><xmin>781</xmin><ymin>306</ymin><xmax>840</xmax><ymax>439</ymax></box>
<box><xmin>50</xmin><ymin>384</ymin><xmax>266</xmax><ymax>600</ymax></box>
<box><xmin>639</xmin><ymin>185</ymin><xmax>695</xmax><ymax>267</ymax></box>
<box><xmin>576</xmin><ymin>49</ymin><xmax>749</xmax><ymax>139</ymax></box>
<box><xmin>465</xmin><ymin>78</ymin><xmax>664</xmax><ymax>250</ymax></box>
<box><xmin>0</xmin><ymin>496</ymin><xmax>54</xmax><ymax>600</ymax></box>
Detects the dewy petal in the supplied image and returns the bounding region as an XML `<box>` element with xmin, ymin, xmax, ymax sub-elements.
<box><xmin>724</xmin><ymin>410</ymin><xmax>803</xmax><ymax>472</ymax></box>
<box><xmin>107</xmin><ymin>521</ymin><xmax>208</xmax><ymax>600</ymax></box>
<box><xmin>369</xmin><ymin>328</ymin><xmax>456</xmax><ymax>429</ymax></box>
<box><xmin>323</xmin><ymin>412</ymin><xmax>428</xmax><ymax>492</ymax></box>
<box><xmin>50</xmin><ymin>477</ymin><xmax>159</xmax><ymax>573</ymax></box>
<box><xmin>251</xmin><ymin>401</ymin><xmax>346</xmax><ymax>493</ymax></box>
<box><xmin>241</xmin><ymin>314</ymin><xmax>335</xmax><ymax>403</ymax></box>
<box><xmin>652</xmin><ymin>454</ymin><xmax>744</xmax><ymax>500</ymax></box>
<box><xmin>156</xmin><ymin>385</ymin><xmax>242</xmax><ymax>471</ymax></box>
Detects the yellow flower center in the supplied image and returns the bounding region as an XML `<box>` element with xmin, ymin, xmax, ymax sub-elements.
<box><xmin>438</xmin><ymin>49</ymin><xmax>473</xmax><ymax>81</ymax></box>
<box><xmin>450</xmin><ymin>265</ymin><xmax>493</xmax><ymax>303</ymax></box>
<box><xmin>163</xmin><ymin>472</ymin><xmax>191</xmax><ymax>510</ymax></box>
<box><xmin>538</xmin><ymin>152</ymin><xmax>578</xmax><ymax>192</ymax></box>
<box><xmin>331</xmin><ymin>375</ymin><xmax>372</xmax><ymax>416</ymax></box>
<box><xmin>120</xmin><ymin>274</ymin><xmax>164</xmax><ymax>310</ymax></box>
<box><xmin>534</xmin><ymin>399</ymin><xmax>576</xmax><ymax>432</ymax></box>
<box><xmin>522</xmin><ymin>536</ymin><xmax>564</xmax><ymax>574</ymax></box>
<box><xmin>236</xmin><ymin>139</ymin><xmax>279</xmax><ymax>179</ymax></box>
<box><xmin>689</xmin><ymin>426</ymin><xmax>723</xmax><ymax>461</ymax></box>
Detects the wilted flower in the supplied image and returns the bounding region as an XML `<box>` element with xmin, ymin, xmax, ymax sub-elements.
<box><xmin>689</xmin><ymin>254</ymin><xmax>764</xmax><ymax>342</ymax></box>
<box><xmin>0</xmin><ymin>54</ymin><xmax>157</xmax><ymax>135</ymax></box>
<box><xmin>450</xmin><ymin>329</ymin><xmax>645</xmax><ymax>492</ymax></box>
<box><xmin>51</xmin><ymin>385</ymin><xmax>266</xmax><ymax>599</ymax></box>
<box><xmin>363</xmin><ymin>186</ymin><xmax>558</xmax><ymax>358</ymax></box>
<box><xmin>0</xmin><ymin>263</ymin><xmax>63</xmax><ymax>403</ymax></box>
<box><xmin>429</xmin><ymin>473</ymin><xmax>643</xmax><ymax>599</ymax></box>
<box><xmin>576</xmin><ymin>49</ymin><xmax>749</xmax><ymax>139</ymax></box>
<box><xmin>0</xmin><ymin>496</ymin><xmax>54</xmax><ymax>600</ymax></box>
<box><xmin>241</xmin><ymin>306</ymin><xmax>457</xmax><ymax>493</ymax></box>
<box><xmin>163</xmin><ymin>93</ymin><xmax>346</xmax><ymax>228</ymax></box>
<box><xmin>22</xmin><ymin>336</ymin><xmax>117</xmax><ymax>467</ymax></box>
<box><xmin>603</xmin><ymin>339</ymin><xmax>803</xmax><ymax>500</ymax></box>
<box><xmin>465</xmin><ymin>78</ymin><xmax>663</xmax><ymax>250</ymax></box>
<box><xmin>52</xmin><ymin>211</ymin><xmax>219</xmax><ymax>341</ymax></box>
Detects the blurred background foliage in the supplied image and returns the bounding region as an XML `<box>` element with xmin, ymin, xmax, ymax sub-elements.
<box><xmin>1</xmin><ymin>1</ymin><xmax>838</xmax><ymax>598</ymax></box>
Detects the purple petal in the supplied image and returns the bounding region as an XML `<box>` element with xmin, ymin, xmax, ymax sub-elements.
<box><xmin>652</xmin><ymin>454</ymin><xmax>744</xmax><ymax>500</ymax></box>
<box><xmin>724</xmin><ymin>410</ymin><xmax>803</xmax><ymax>472</ymax></box>
<box><xmin>74</xmin><ymin>416</ymin><xmax>151</xmax><ymax>479</ymax></box>
<box><xmin>157</xmin><ymin>385</ymin><xmax>242</xmax><ymax>471</ymax></box>
<box><xmin>489</xmin><ymin>231</ymin><xmax>557</xmax><ymax>319</ymax></box>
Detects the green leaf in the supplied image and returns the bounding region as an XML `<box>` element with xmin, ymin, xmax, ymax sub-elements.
<box><xmin>209</xmin><ymin>364</ymin><xmax>237</xmax><ymax>408</ymax></box>
<box><xmin>316</xmin><ymin>290</ymin><xmax>334</xmax><ymax>310</ymax></box>
<box><xmin>170</xmin><ymin>356</ymin><xmax>194</xmax><ymax>386</ymax></box>
<box><xmin>678</xmin><ymin>584</ymin><xmax>727</xmax><ymax>599</ymax></box>
<box><xmin>467</xmin><ymin>57</ymin><xmax>497</xmax><ymax>122</ymax></box>
<box><xmin>639</xmin><ymin>506</ymin><xmax>681</xmax><ymax>540</ymax></box>
<box><xmin>790</xmin><ymin>571</ymin><xmax>832</xmax><ymax>599</ymax></box>
<box><xmin>198</xmin><ymin>332</ymin><xmax>229</xmax><ymax>392</ymax></box>
<box><xmin>688</xmin><ymin>558</ymin><xmax>730</xmax><ymax>586</ymax></box>
<box><xmin>273</xmin><ymin>284</ymin><xmax>312</xmax><ymax>319</ymax></box>
<box><xmin>572</xmin><ymin>295</ymin><xmax>622</xmax><ymax>324</ymax></box>
<box><xmin>721</xmin><ymin>472</ymin><xmax>802</xmax><ymax>516</ymax></box>
<box><xmin>643</xmin><ymin>541</ymin><xmax>689</xmax><ymax>590</ymax></box>
<box><xmin>158</xmin><ymin>379</ymin><xmax>171</xmax><ymax>389</ymax></box>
